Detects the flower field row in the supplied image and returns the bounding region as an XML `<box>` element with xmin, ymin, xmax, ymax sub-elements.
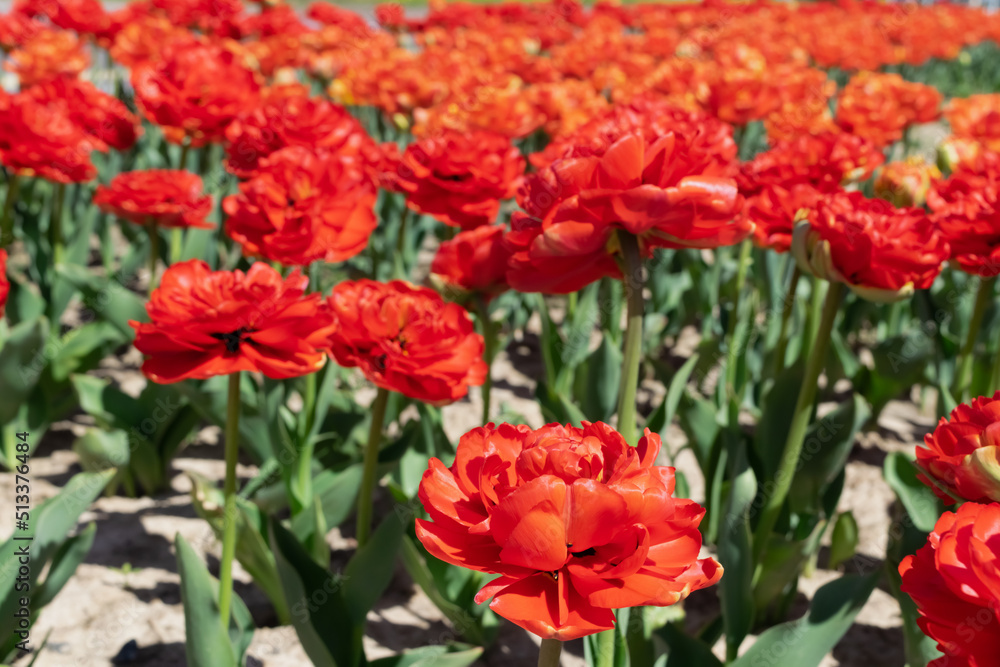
<box><xmin>2</xmin><ymin>0</ymin><xmax>1000</xmax><ymax>666</ymax></box>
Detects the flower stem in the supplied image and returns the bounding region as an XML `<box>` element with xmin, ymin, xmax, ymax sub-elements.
<box><xmin>953</xmin><ymin>276</ymin><xmax>994</xmax><ymax>401</ymax></box>
<box><xmin>49</xmin><ymin>183</ymin><xmax>66</xmax><ymax>266</ymax></box>
<box><xmin>356</xmin><ymin>386</ymin><xmax>390</xmax><ymax>548</ymax></box>
<box><xmin>725</xmin><ymin>239</ymin><xmax>754</xmax><ymax>399</ymax></box>
<box><xmin>538</xmin><ymin>638</ymin><xmax>562</xmax><ymax>667</ymax></box>
<box><xmin>294</xmin><ymin>371</ymin><xmax>318</xmax><ymax>510</ymax></box>
<box><xmin>616</xmin><ymin>231</ymin><xmax>645</xmax><ymax>446</ymax></box>
<box><xmin>771</xmin><ymin>265</ymin><xmax>801</xmax><ymax>379</ymax></box>
<box><xmin>476</xmin><ymin>296</ymin><xmax>496</xmax><ymax>425</ymax></box>
<box><xmin>396</xmin><ymin>207</ymin><xmax>410</xmax><ymax>256</ymax></box>
<box><xmin>1</xmin><ymin>173</ymin><xmax>20</xmax><ymax>248</ymax></box>
<box><xmin>753</xmin><ymin>281</ymin><xmax>844</xmax><ymax>560</ymax></box>
<box><xmin>595</xmin><ymin>630</ymin><xmax>615</xmax><ymax>667</ymax></box>
<box><xmin>147</xmin><ymin>222</ymin><xmax>160</xmax><ymax>298</ymax></box>
<box><xmin>218</xmin><ymin>371</ymin><xmax>242</xmax><ymax>630</ymax></box>
<box><xmin>169</xmin><ymin>228</ymin><xmax>183</xmax><ymax>266</ymax></box>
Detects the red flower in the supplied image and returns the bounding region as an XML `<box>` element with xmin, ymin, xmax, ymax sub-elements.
<box><xmin>792</xmin><ymin>191</ymin><xmax>949</xmax><ymax>302</ymax></box>
<box><xmin>224</xmin><ymin>146</ymin><xmax>377</xmax><ymax>266</ymax></box>
<box><xmin>430</xmin><ymin>225</ymin><xmax>512</xmax><ymax>302</ymax></box>
<box><xmin>416</xmin><ymin>422</ymin><xmax>722</xmax><ymax>640</ymax></box>
<box><xmin>944</xmin><ymin>94</ymin><xmax>1000</xmax><ymax>152</ymax></box>
<box><xmin>130</xmin><ymin>260</ymin><xmax>334</xmax><ymax>383</ymax></box>
<box><xmin>0</xmin><ymin>95</ymin><xmax>96</xmax><ymax>183</ymax></box>
<box><xmin>323</xmin><ymin>280</ymin><xmax>486</xmax><ymax>405</ymax></box>
<box><xmin>131</xmin><ymin>41</ymin><xmax>261</xmax><ymax>147</ymax></box>
<box><xmin>742</xmin><ymin>183</ymin><xmax>822</xmax><ymax>253</ymax></box>
<box><xmin>224</xmin><ymin>87</ymin><xmax>379</xmax><ymax>179</ymax></box>
<box><xmin>899</xmin><ymin>502</ymin><xmax>1000</xmax><ymax>667</ymax></box>
<box><xmin>508</xmin><ymin>131</ymin><xmax>746</xmax><ymax>294</ymax></box>
<box><xmin>23</xmin><ymin>78</ymin><xmax>142</xmax><ymax>152</ymax></box>
<box><xmin>93</xmin><ymin>170</ymin><xmax>213</xmax><ymax>230</ymax></box>
<box><xmin>835</xmin><ymin>72</ymin><xmax>942</xmax><ymax>148</ymax></box>
<box><xmin>928</xmin><ymin>168</ymin><xmax>1000</xmax><ymax>277</ymax></box>
<box><xmin>917</xmin><ymin>392</ymin><xmax>1000</xmax><ymax>504</ymax></box>
<box><xmin>395</xmin><ymin>130</ymin><xmax>525</xmax><ymax>230</ymax></box>
<box><xmin>0</xmin><ymin>249</ymin><xmax>9</xmax><ymax>318</ymax></box>
<box><xmin>874</xmin><ymin>156</ymin><xmax>941</xmax><ymax>208</ymax></box>
<box><xmin>4</xmin><ymin>27</ymin><xmax>88</xmax><ymax>86</ymax></box>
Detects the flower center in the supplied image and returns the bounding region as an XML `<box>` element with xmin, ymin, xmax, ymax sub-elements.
<box><xmin>211</xmin><ymin>327</ymin><xmax>255</xmax><ymax>353</ymax></box>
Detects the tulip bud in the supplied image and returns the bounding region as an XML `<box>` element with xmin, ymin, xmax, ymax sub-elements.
<box><xmin>874</xmin><ymin>156</ymin><xmax>941</xmax><ymax>207</ymax></box>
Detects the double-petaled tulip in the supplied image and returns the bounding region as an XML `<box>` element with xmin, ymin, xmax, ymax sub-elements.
<box><xmin>4</xmin><ymin>27</ymin><xmax>88</xmax><ymax>85</ymax></box>
<box><xmin>791</xmin><ymin>191</ymin><xmax>949</xmax><ymax>302</ymax></box>
<box><xmin>23</xmin><ymin>78</ymin><xmax>142</xmax><ymax>153</ymax></box>
<box><xmin>94</xmin><ymin>170</ymin><xmax>213</xmax><ymax>230</ymax></box>
<box><xmin>132</xmin><ymin>41</ymin><xmax>260</xmax><ymax>147</ymax></box>
<box><xmin>416</xmin><ymin>422</ymin><xmax>722</xmax><ymax>640</ymax></box>
<box><xmin>130</xmin><ymin>260</ymin><xmax>334</xmax><ymax>384</ymax></box>
<box><xmin>917</xmin><ymin>392</ymin><xmax>1000</xmax><ymax>504</ymax></box>
<box><xmin>224</xmin><ymin>146</ymin><xmax>377</xmax><ymax>266</ymax></box>
<box><xmin>742</xmin><ymin>183</ymin><xmax>822</xmax><ymax>253</ymax></box>
<box><xmin>224</xmin><ymin>86</ymin><xmax>380</xmax><ymax>178</ymax></box>
<box><xmin>928</xmin><ymin>167</ymin><xmax>1000</xmax><ymax>277</ymax></box>
<box><xmin>323</xmin><ymin>280</ymin><xmax>486</xmax><ymax>405</ymax></box>
<box><xmin>508</xmin><ymin>130</ymin><xmax>746</xmax><ymax>294</ymax></box>
<box><xmin>395</xmin><ymin>130</ymin><xmax>525</xmax><ymax>230</ymax></box>
<box><xmin>944</xmin><ymin>94</ymin><xmax>1000</xmax><ymax>152</ymax></box>
<box><xmin>0</xmin><ymin>95</ymin><xmax>97</xmax><ymax>183</ymax></box>
<box><xmin>899</xmin><ymin>502</ymin><xmax>1000</xmax><ymax>666</ymax></box>
<box><xmin>874</xmin><ymin>156</ymin><xmax>941</xmax><ymax>208</ymax></box>
<box><xmin>430</xmin><ymin>225</ymin><xmax>512</xmax><ymax>302</ymax></box>
<box><xmin>835</xmin><ymin>72</ymin><xmax>942</xmax><ymax>147</ymax></box>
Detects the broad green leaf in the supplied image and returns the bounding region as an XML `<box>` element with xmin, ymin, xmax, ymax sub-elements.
<box><xmin>50</xmin><ymin>322</ymin><xmax>125</xmax><ymax>382</ymax></box>
<box><xmin>343</xmin><ymin>516</ymin><xmax>405</xmax><ymax>625</ymax></box>
<box><xmin>290</xmin><ymin>464</ymin><xmax>363</xmax><ymax>532</ymax></box>
<box><xmin>647</xmin><ymin>354</ymin><xmax>701</xmax><ymax>438</ymax></box>
<box><xmin>883</xmin><ymin>452</ymin><xmax>943</xmax><ymax>533</ymax></box>
<box><xmin>754</xmin><ymin>361</ymin><xmax>805</xmax><ymax>479</ymax></box>
<box><xmin>368</xmin><ymin>646</ymin><xmax>483</xmax><ymax>667</ymax></box>
<box><xmin>0</xmin><ymin>317</ymin><xmax>49</xmax><ymax>424</ymax></box>
<box><xmin>32</xmin><ymin>470</ymin><xmax>115</xmax><ymax>566</ymax></box>
<box><xmin>535</xmin><ymin>381</ymin><xmax>586</xmax><ymax>427</ymax></box>
<box><xmin>73</xmin><ymin>428</ymin><xmax>130</xmax><ymax>472</ymax></box>
<box><xmin>828</xmin><ymin>512</ymin><xmax>859</xmax><ymax>570</ymax></box>
<box><xmin>733</xmin><ymin>572</ymin><xmax>879</xmax><ymax>667</ymax></box>
<box><xmin>270</xmin><ymin>520</ymin><xmax>358</xmax><ymax>667</ymax></box>
<box><xmin>33</xmin><ymin>523</ymin><xmax>97</xmax><ymax>609</ymax></box>
<box><xmin>579</xmin><ymin>336</ymin><xmax>622</xmax><ymax>422</ymax></box>
<box><xmin>718</xmin><ymin>438</ymin><xmax>756</xmax><ymax>661</ymax></box>
<box><xmin>55</xmin><ymin>263</ymin><xmax>145</xmax><ymax>337</ymax></box>
<box><xmin>657</xmin><ymin>622</ymin><xmax>723</xmax><ymax>667</ymax></box>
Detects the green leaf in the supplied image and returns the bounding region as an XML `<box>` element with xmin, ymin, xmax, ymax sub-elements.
<box><xmin>175</xmin><ymin>534</ymin><xmax>248</xmax><ymax>667</ymax></box>
<box><xmin>754</xmin><ymin>361</ymin><xmax>805</xmax><ymax>480</ymax></box>
<box><xmin>32</xmin><ymin>522</ymin><xmax>97</xmax><ymax>609</ymax></box>
<box><xmin>733</xmin><ymin>572</ymin><xmax>879</xmax><ymax>667</ymax></box>
<box><xmin>55</xmin><ymin>263</ymin><xmax>146</xmax><ymax>337</ymax></box>
<box><xmin>677</xmin><ymin>393</ymin><xmax>720</xmax><ymax>473</ymax></box>
<box><xmin>290</xmin><ymin>464</ymin><xmax>364</xmax><ymax>532</ymax></box>
<box><xmin>50</xmin><ymin>322</ymin><xmax>125</xmax><ymax>382</ymax></box>
<box><xmin>789</xmin><ymin>394</ymin><xmax>871</xmax><ymax>515</ymax></box>
<box><xmin>657</xmin><ymin>622</ymin><xmax>723</xmax><ymax>667</ymax></box>
<box><xmin>32</xmin><ymin>470</ymin><xmax>115</xmax><ymax>566</ymax></box>
<box><xmin>73</xmin><ymin>428</ymin><xmax>130</xmax><ymax>472</ymax></box>
<box><xmin>270</xmin><ymin>520</ymin><xmax>358</xmax><ymax>667</ymax></box>
<box><xmin>368</xmin><ymin>646</ymin><xmax>483</xmax><ymax>667</ymax></box>
<box><xmin>343</xmin><ymin>516</ymin><xmax>405</xmax><ymax>625</ymax></box>
<box><xmin>0</xmin><ymin>317</ymin><xmax>49</xmax><ymax>424</ymax></box>
<box><xmin>647</xmin><ymin>354</ymin><xmax>701</xmax><ymax>438</ymax></box>
<box><xmin>883</xmin><ymin>451</ymin><xmax>943</xmax><ymax>533</ymax></box>
<box><xmin>717</xmin><ymin>438</ymin><xmax>757</xmax><ymax>660</ymax></box>
<box><xmin>535</xmin><ymin>381</ymin><xmax>586</xmax><ymax>427</ymax></box>
<box><xmin>579</xmin><ymin>336</ymin><xmax>622</xmax><ymax>422</ymax></box>
<box><xmin>828</xmin><ymin>512</ymin><xmax>859</xmax><ymax>570</ymax></box>
<box><xmin>561</xmin><ymin>283</ymin><xmax>600</xmax><ymax>371</ymax></box>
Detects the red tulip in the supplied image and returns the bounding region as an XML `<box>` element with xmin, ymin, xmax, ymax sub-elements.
<box><xmin>0</xmin><ymin>249</ymin><xmax>9</xmax><ymax>318</ymax></box>
<box><xmin>0</xmin><ymin>95</ymin><xmax>97</xmax><ymax>183</ymax></box>
<box><xmin>323</xmin><ymin>280</ymin><xmax>487</xmax><ymax>405</ymax></box>
<box><xmin>130</xmin><ymin>260</ymin><xmax>334</xmax><ymax>383</ymax></box>
<box><xmin>928</xmin><ymin>168</ymin><xmax>1000</xmax><ymax>277</ymax></box>
<box><xmin>94</xmin><ymin>170</ymin><xmax>213</xmax><ymax>230</ymax></box>
<box><xmin>23</xmin><ymin>78</ymin><xmax>142</xmax><ymax>152</ymax></box>
<box><xmin>791</xmin><ymin>191</ymin><xmax>949</xmax><ymax>302</ymax></box>
<box><xmin>430</xmin><ymin>225</ymin><xmax>512</xmax><ymax>302</ymax></box>
<box><xmin>416</xmin><ymin>422</ymin><xmax>722</xmax><ymax>640</ymax></box>
<box><xmin>899</xmin><ymin>502</ymin><xmax>1000</xmax><ymax>667</ymax></box>
<box><xmin>917</xmin><ymin>392</ymin><xmax>1000</xmax><ymax>504</ymax></box>
<box><xmin>395</xmin><ymin>130</ymin><xmax>525</xmax><ymax>230</ymax></box>
<box><xmin>224</xmin><ymin>146</ymin><xmax>377</xmax><ymax>266</ymax></box>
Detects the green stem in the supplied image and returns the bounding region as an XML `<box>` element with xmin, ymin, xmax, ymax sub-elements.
<box><xmin>725</xmin><ymin>239</ymin><xmax>754</xmax><ymax>398</ymax></box>
<box><xmin>771</xmin><ymin>266</ymin><xmax>801</xmax><ymax>378</ymax></box>
<box><xmin>356</xmin><ymin>387</ymin><xmax>390</xmax><ymax>548</ymax></box>
<box><xmin>178</xmin><ymin>142</ymin><xmax>190</xmax><ymax>171</ymax></box>
<box><xmin>476</xmin><ymin>297</ymin><xmax>496</xmax><ymax>425</ymax></box>
<box><xmin>953</xmin><ymin>276</ymin><xmax>994</xmax><ymax>401</ymax></box>
<box><xmin>753</xmin><ymin>281</ymin><xmax>845</xmax><ymax>560</ymax></box>
<box><xmin>218</xmin><ymin>372</ymin><xmax>242</xmax><ymax>629</ymax></box>
<box><xmin>396</xmin><ymin>207</ymin><xmax>410</xmax><ymax>256</ymax></box>
<box><xmin>616</xmin><ymin>231</ymin><xmax>645</xmax><ymax>446</ymax></box>
<box><xmin>595</xmin><ymin>630</ymin><xmax>615</xmax><ymax>667</ymax></box>
<box><xmin>538</xmin><ymin>638</ymin><xmax>562</xmax><ymax>667</ymax></box>
<box><xmin>1</xmin><ymin>173</ymin><xmax>20</xmax><ymax>248</ymax></box>
<box><xmin>990</xmin><ymin>322</ymin><xmax>1000</xmax><ymax>395</ymax></box>
<box><xmin>294</xmin><ymin>371</ymin><xmax>318</xmax><ymax>509</ymax></box>
<box><xmin>50</xmin><ymin>183</ymin><xmax>65</xmax><ymax>266</ymax></box>
<box><xmin>169</xmin><ymin>228</ymin><xmax>183</xmax><ymax>265</ymax></box>
<box><xmin>803</xmin><ymin>278</ymin><xmax>828</xmax><ymax>360</ymax></box>
<box><xmin>147</xmin><ymin>222</ymin><xmax>160</xmax><ymax>297</ymax></box>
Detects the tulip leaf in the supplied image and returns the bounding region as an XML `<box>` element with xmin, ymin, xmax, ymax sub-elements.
<box><xmin>368</xmin><ymin>646</ymin><xmax>483</xmax><ymax>667</ymax></box>
<box><xmin>0</xmin><ymin>316</ymin><xmax>49</xmax><ymax>424</ymax></box>
<box><xmin>270</xmin><ymin>519</ymin><xmax>359</xmax><ymax>667</ymax></box>
<box><xmin>677</xmin><ymin>392</ymin><xmax>720</xmax><ymax>474</ymax></box>
<box><xmin>579</xmin><ymin>336</ymin><xmax>623</xmax><ymax>422</ymax></box>
<box><xmin>647</xmin><ymin>354</ymin><xmax>701</xmax><ymax>439</ymax></box>
<box><xmin>718</xmin><ymin>438</ymin><xmax>757</xmax><ymax>661</ymax></box>
<box><xmin>657</xmin><ymin>622</ymin><xmax>723</xmax><ymax>667</ymax></box>
<box><xmin>883</xmin><ymin>451</ymin><xmax>943</xmax><ymax>533</ymax></box>
<box><xmin>732</xmin><ymin>571</ymin><xmax>880</xmax><ymax>667</ymax></box>
<box><xmin>33</xmin><ymin>522</ymin><xmax>97</xmax><ymax>609</ymax></box>
<box><xmin>828</xmin><ymin>511</ymin><xmax>859</xmax><ymax>570</ymax></box>
<box><xmin>54</xmin><ymin>262</ymin><xmax>146</xmax><ymax>337</ymax></box>
<box><xmin>343</xmin><ymin>516</ymin><xmax>405</xmax><ymax>624</ymax></box>
<box><xmin>535</xmin><ymin>380</ymin><xmax>586</xmax><ymax>427</ymax></box>
<box><xmin>50</xmin><ymin>322</ymin><xmax>126</xmax><ymax>382</ymax></box>
<box><xmin>175</xmin><ymin>534</ymin><xmax>254</xmax><ymax>667</ymax></box>
<box><xmin>754</xmin><ymin>361</ymin><xmax>805</xmax><ymax>480</ymax></box>
<box><xmin>561</xmin><ymin>282</ymin><xmax>600</xmax><ymax>371</ymax></box>
<box><xmin>73</xmin><ymin>428</ymin><xmax>130</xmax><ymax>472</ymax></box>
<box><xmin>789</xmin><ymin>393</ymin><xmax>870</xmax><ymax>515</ymax></box>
